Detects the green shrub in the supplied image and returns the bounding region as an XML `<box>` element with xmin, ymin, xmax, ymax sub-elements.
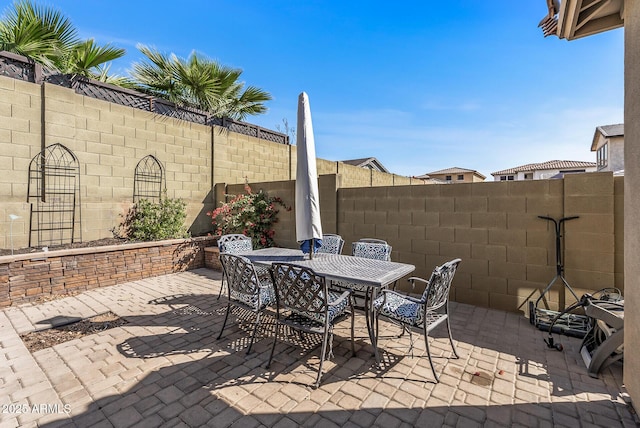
<box><xmin>113</xmin><ymin>197</ymin><xmax>190</xmax><ymax>241</ymax></box>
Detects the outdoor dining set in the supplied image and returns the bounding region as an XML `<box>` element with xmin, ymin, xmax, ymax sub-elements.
<box><xmin>215</xmin><ymin>233</ymin><xmax>462</xmax><ymax>388</ymax></box>
<box><xmin>210</xmin><ymin>92</ymin><xmax>462</xmax><ymax>388</ymax></box>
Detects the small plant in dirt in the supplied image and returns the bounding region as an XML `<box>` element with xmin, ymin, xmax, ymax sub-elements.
<box><xmin>113</xmin><ymin>197</ymin><xmax>190</xmax><ymax>241</ymax></box>
<box><xmin>207</xmin><ymin>183</ymin><xmax>288</xmax><ymax>249</ymax></box>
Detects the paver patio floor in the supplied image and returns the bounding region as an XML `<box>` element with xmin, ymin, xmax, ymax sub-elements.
<box><xmin>0</xmin><ymin>268</ymin><xmax>635</xmax><ymax>427</ymax></box>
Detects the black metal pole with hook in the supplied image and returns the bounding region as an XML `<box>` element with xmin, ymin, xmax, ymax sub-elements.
<box><xmin>537</xmin><ymin>215</ymin><xmax>579</xmax><ymax>277</ymax></box>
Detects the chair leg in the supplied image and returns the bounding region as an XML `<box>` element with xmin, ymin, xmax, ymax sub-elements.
<box><xmin>315</xmin><ymin>326</ymin><xmax>330</xmax><ymax>388</ymax></box>
<box><xmin>350</xmin><ymin>305</ymin><xmax>355</xmax><ymax>357</ymax></box>
<box><xmin>364</xmin><ymin>292</ymin><xmax>372</xmax><ymax>341</ymax></box>
<box><xmin>267</xmin><ymin>322</ymin><xmax>279</xmax><ymax>369</ymax></box>
<box><xmin>446</xmin><ymin>317</ymin><xmax>459</xmax><ymax>359</ymax></box>
<box><xmin>246</xmin><ymin>310</ymin><xmax>262</xmax><ymax>354</ymax></box>
<box><xmin>217</xmin><ymin>303</ymin><xmax>231</xmax><ymax>340</ymax></box>
<box><xmin>423</xmin><ymin>327</ymin><xmax>439</xmax><ymax>383</ymax></box>
<box><xmin>217</xmin><ymin>278</ymin><xmax>225</xmax><ymax>300</ymax></box>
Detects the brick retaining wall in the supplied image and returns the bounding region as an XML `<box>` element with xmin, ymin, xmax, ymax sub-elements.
<box><xmin>0</xmin><ymin>236</ymin><xmax>216</xmax><ymax>307</ymax></box>
<box><xmin>204</xmin><ymin>246</ymin><xmax>221</xmax><ymax>271</ymax></box>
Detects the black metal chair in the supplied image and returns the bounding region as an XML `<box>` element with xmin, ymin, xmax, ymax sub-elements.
<box><xmin>268</xmin><ymin>262</ymin><xmax>355</xmax><ymax>388</ymax></box>
<box><xmin>373</xmin><ymin>258</ymin><xmax>461</xmax><ymax>382</ymax></box>
<box><xmin>216</xmin><ymin>234</ymin><xmax>270</xmax><ymax>299</ymax></box>
<box><xmin>317</xmin><ymin>233</ymin><xmax>345</xmax><ymax>255</ymax></box>
<box><xmin>218</xmin><ymin>233</ymin><xmax>253</xmax><ymax>254</ymax></box>
<box><xmin>331</xmin><ymin>240</ymin><xmax>392</xmax><ymax>307</ymax></box>
<box><xmin>217</xmin><ymin>253</ymin><xmax>275</xmax><ymax>354</ymax></box>
<box><xmin>216</xmin><ymin>234</ymin><xmax>253</xmax><ymax>299</ymax></box>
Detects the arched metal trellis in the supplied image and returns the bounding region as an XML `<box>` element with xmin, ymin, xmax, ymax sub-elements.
<box><xmin>27</xmin><ymin>143</ymin><xmax>82</xmax><ymax>247</ymax></box>
<box><xmin>133</xmin><ymin>155</ymin><xmax>165</xmax><ymax>203</ymax></box>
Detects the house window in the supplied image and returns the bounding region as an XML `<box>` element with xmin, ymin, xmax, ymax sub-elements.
<box><xmin>457</xmin><ymin>174</ymin><xmax>464</xmax><ymax>180</ymax></box>
<box><xmin>597</xmin><ymin>143</ymin><xmax>608</xmax><ymax>168</ymax></box>
<box><xmin>500</xmin><ymin>175</ymin><xmax>514</xmax><ymax>181</ymax></box>
<box><xmin>445</xmin><ymin>175</ymin><xmax>452</xmax><ymax>181</ymax></box>
<box><xmin>524</xmin><ymin>173</ymin><xmax>533</xmax><ymax>180</ymax></box>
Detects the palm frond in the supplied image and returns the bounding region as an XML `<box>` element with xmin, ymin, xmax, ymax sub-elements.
<box><xmin>62</xmin><ymin>38</ymin><xmax>125</xmax><ymax>76</ymax></box>
<box><xmin>0</xmin><ymin>0</ymin><xmax>78</xmax><ymax>68</ymax></box>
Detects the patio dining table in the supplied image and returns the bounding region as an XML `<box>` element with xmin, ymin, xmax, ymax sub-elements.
<box><xmin>238</xmin><ymin>247</ymin><xmax>416</xmax><ymax>365</ymax></box>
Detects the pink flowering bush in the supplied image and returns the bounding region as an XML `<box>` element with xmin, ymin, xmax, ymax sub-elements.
<box><xmin>207</xmin><ymin>183</ymin><xmax>288</xmax><ymax>249</ymax></box>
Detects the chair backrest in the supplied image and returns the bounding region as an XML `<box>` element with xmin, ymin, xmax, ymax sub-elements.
<box><xmin>351</xmin><ymin>241</ymin><xmax>392</xmax><ymax>261</ymax></box>
<box><xmin>218</xmin><ymin>234</ymin><xmax>252</xmax><ymax>254</ymax></box>
<box><xmin>358</xmin><ymin>238</ymin><xmax>388</xmax><ymax>245</ymax></box>
<box><xmin>422</xmin><ymin>259</ymin><xmax>462</xmax><ymax>311</ymax></box>
<box><xmin>219</xmin><ymin>253</ymin><xmax>262</xmax><ymax>300</ymax></box>
<box><xmin>271</xmin><ymin>263</ymin><xmax>328</xmax><ymax>323</ymax></box>
<box><xmin>317</xmin><ymin>234</ymin><xmax>345</xmax><ymax>255</ymax></box>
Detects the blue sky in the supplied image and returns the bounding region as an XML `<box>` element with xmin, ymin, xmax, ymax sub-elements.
<box><xmin>37</xmin><ymin>1</ymin><xmax>623</xmax><ymax>178</ymax></box>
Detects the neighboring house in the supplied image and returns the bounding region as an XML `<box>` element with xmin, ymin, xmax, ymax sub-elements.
<box><xmin>491</xmin><ymin>160</ymin><xmax>597</xmax><ymax>181</ymax></box>
<box><xmin>411</xmin><ymin>175</ymin><xmax>448</xmax><ymax>185</ymax></box>
<box><xmin>591</xmin><ymin>123</ymin><xmax>624</xmax><ymax>173</ymax></box>
<box><xmin>416</xmin><ymin>167</ymin><xmax>486</xmax><ymax>183</ymax></box>
<box><xmin>340</xmin><ymin>157</ymin><xmax>390</xmax><ymax>173</ymax></box>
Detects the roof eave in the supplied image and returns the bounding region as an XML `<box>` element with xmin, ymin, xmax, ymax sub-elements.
<box><xmin>557</xmin><ymin>0</ymin><xmax>624</xmax><ymax>40</ymax></box>
<box><xmin>591</xmin><ymin>127</ymin><xmax>604</xmax><ymax>151</ymax></box>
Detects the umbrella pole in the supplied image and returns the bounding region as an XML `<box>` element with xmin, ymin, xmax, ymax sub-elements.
<box><xmin>310</xmin><ymin>238</ymin><xmax>314</xmax><ymax>259</ymax></box>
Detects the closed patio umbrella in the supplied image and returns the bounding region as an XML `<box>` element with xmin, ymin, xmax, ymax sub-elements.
<box><xmin>295</xmin><ymin>91</ymin><xmax>323</xmax><ymax>257</ymax></box>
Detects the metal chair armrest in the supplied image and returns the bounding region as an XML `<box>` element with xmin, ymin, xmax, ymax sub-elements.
<box><xmin>381</xmin><ymin>288</ymin><xmax>422</xmax><ymax>304</ymax></box>
<box><xmin>328</xmin><ymin>290</ymin><xmax>351</xmax><ymax>307</ymax></box>
<box><xmin>407</xmin><ymin>276</ymin><xmax>429</xmax><ymax>289</ymax></box>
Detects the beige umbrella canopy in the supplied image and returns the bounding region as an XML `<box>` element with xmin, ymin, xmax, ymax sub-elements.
<box><xmin>295</xmin><ymin>91</ymin><xmax>323</xmax><ymax>256</ymax></box>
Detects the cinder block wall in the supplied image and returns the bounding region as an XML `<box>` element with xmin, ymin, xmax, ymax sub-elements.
<box><xmin>213</xmin><ymin>127</ymin><xmax>291</xmax><ymax>184</ymax></box>
<box><xmin>43</xmin><ymin>83</ymin><xmax>214</xmax><ymax>241</ymax></box>
<box><xmin>0</xmin><ymin>75</ymin><xmax>416</xmax><ymax>251</ymax></box>
<box><xmin>244</xmin><ymin>172</ymin><xmax>622</xmax><ymax>314</ymax></box>
<box><xmin>0</xmin><ymin>77</ymin><xmax>43</xmax><ymax>250</ymax></box>
<box><xmin>0</xmin><ymin>78</ymin><xmax>214</xmax><ymax>249</ymax></box>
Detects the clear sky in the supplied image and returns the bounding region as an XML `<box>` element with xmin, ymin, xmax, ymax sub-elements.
<box><xmin>34</xmin><ymin>1</ymin><xmax>624</xmax><ymax>179</ymax></box>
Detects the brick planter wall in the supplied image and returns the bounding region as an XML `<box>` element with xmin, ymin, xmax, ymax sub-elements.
<box><xmin>204</xmin><ymin>246</ymin><xmax>222</xmax><ymax>271</ymax></box>
<box><xmin>0</xmin><ymin>236</ymin><xmax>216</xmax><ymax>307</ymax></box>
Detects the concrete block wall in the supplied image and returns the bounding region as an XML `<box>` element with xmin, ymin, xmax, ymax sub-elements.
<box><xmin>338</xmin><ymin>162</ymin><xmax>375</xmax><ymax>187</ymax></box>
<box><xmin>244</xmin><ymin>172</ymin><xmax>620</xmax><ymax>314</ymax></box>
<box><xmin>1</xmin><ymin>75</ymin><xmax>415</xmax><ymax>252</ymax></box>
<box><xmin>0</xmin><ymin>76</ymin><xmax>43</xmax><ymax>250</ymax></box>
<box><xmin>42</xmin><ymin>83</ymin><xmax>213</xmax><ymax>240</ymax></box>
<box><xmin>213</xmin><ymin>127</ymin><xmax>291</xmax><ymax>184</ymax></box>
<box><xmin>0</xmin><ymin>78</ymin><xmax>214</xmax><ymax>249</ymax></box>
<box><xmin>335</xmin><ymin>174</ymin><xmax>620</xmax><ymax>313</ymax></box>
<box><xmin>563</xmin><ymin>173</ymin><xmax>619</xmax><ymax>301</ymax></box>
<box><xmin>317</xmin><ymin>158</ymin><xmax>339</xmax><ymax>175</ymax></box>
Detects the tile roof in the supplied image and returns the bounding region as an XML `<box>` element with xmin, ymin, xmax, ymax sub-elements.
<box><xmin>491</xmin><ymin>160</ymin><xmax>596</xmax><ymax>176</ymax></box>
<box><xmin>341</xmin><ymin>157</ymin><xmax>374</xmax><ymax>166</ymax></box>
<box><xmin>412</xmin><ymin>175</ymin><xmax>449</xmax><ymax>183</ymax></box>
<box><xmin>340</xmin><ymin>157</ymin><xmax>390</xmax><ymax>173</ymax></box>
<box><xmin>426</xmin><ymin>167</ymin><xmax>483</xmax><ymax>176</ymax></box>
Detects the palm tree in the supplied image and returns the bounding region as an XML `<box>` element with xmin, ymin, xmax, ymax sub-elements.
<box><xmin>130</xmin><ymin>45</ymin><xmax>271</xmax><ymax>120</ymax></box>
<box><xmin>0</xmin><ymin>0</ymin><xmax>77</xmax><ymax>68</ymax></box>
<box><xmin>0</xmin><ymin>0</ymin><xmax>126</xmax><ymax>83</ymax></box>
<box><xmin>92</xmin><ymin>63</ymin><xmax>135</xmax><ymax>87</ymax></box>
<box><xmin>59</xmin><ymin>38</ymin><xmax>126</xmax><ymax>79</ymax></box>
<box><xmin>129</xmin><ymin>45</ymin><xmax>183</xmax><ymax>102</ymax></box>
